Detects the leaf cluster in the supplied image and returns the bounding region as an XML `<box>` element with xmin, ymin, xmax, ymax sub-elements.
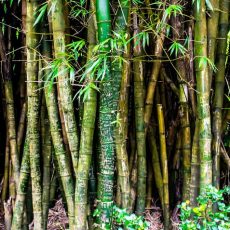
<box><xmin>93</xmin><ymin>205</ymin><xmax>150</xmax><ymax>230</ymax></box>
<box><xmin>179</xmin><ymin>185</ymin><xmax>230</xmax><ymax>230</ymax></box>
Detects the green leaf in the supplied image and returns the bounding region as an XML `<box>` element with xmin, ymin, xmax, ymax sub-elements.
<box><xmin>16</xmin><ymin>27</ymin><xmax>20</xmax><ymax>40</ymax></box>
<box><xmin>205</xmin><ymin>0</ymin><xmax>213</xmax><ymax>11</ymax></box>
<box><xmin>69</xmin><ymin>67</ymin><xmax>75</xmax><ymax>83</ymax></box>
<box><xmin>10</xmin><ymin>0</ymin><xmax>14</xmax><ymax>7</ymax></box>
<box><xmin>33</xmin><ymin>3</ymin><xmax>48</xmax><ymax>26</ymax></box>
<box><xmin>169</xmin><ymin>41</ymin><xmax>187</xmax><ymax>57</ymax></box>
<box><xmin>192</xmin><ymin>0</ymin><xmax>201</xmax><ymax>12</ymax></box>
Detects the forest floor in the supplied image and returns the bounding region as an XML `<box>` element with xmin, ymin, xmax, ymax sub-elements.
<box><xmin>0</xmin><ymin>200</ymin><xmax>168</xmax><ymax>229</ymax></box>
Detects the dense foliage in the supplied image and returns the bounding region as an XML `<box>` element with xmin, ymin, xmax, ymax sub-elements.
<box><xmin>179</xmin><ymin>186</ymin><xmax>230</xmax><ymax>230</ymax></box>
<box><xmin>0</xmin><ymin>0</ymin><xmax>229</xmax><ymax>229</ymax></box>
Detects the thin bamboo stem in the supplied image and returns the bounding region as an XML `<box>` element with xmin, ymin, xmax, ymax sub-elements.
<box><xmin>157</xmin><ymin>104</ymin><xmax>169</xmax><ymax>230</ymax></box>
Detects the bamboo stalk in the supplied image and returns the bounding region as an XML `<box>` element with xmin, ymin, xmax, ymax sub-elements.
<box><xmin>17</xmin><ymin>102</ymin><xmax>27</xmax><ymax>154</ymax></box>
<box><xmin>194</xmin><ymin>0</ymin><xmax>212</xmax><ymax>190</ymax></box>
<box><xmin>130</xmin><ymin>151</ymin><xmax>138</xmax><ymax>212</ymax></box>
<box><xmin>207</xmin><ymin>0</ymin><xmax>220</xmax><ymax>89</ymax></box>
<box><xmin>52</xmin><ymin>0</ymin><xmax>79</xmax><ymax>175</ymax></box>
<box><xmin>133</xmin><ymin>13</ymin><xmax>146</xmax><ymax>216</ymax></box>
<box><xmin>157</xmin><ymin>104</ymin><xmax>169</xmax><ymax>230</ymax></box>
<box><xmin>19</xmin><ymin>0</ymin><xmax>27</xmax><ymax>107</ymax></box>
<box><xmin>26</xmin><ymin>0</ymin><xmax>43</xmax><ymax>228</ymax></box>
<box><xmin>4</xmin><ymin>198</ymin><xmax>13</xmax><ymax>230</ymax></box>
<box><xmin>114</xmin><ymin>0</ymin><xmax>131</xmax><ymax>211</ymax></box>
<box><xmin>1</xmin><ymin>135</ymin><xmax>9</xmax><ymax>201</ymax></box>
<box><xmin>41</xmin><ymin>97</ymin><xmax>52</xmax><ymax>230</ymax></box>
<box><xmin>11</xmin><ymin>137</ymin><xmax>30</xmax><ymax>230</ymax></box>
<box><xmin>190</xmin><ymin>121</ymin><xmax>200</xmax><ymax>207</ymax></box>
<box><xmin>212</xmin><ymin>0</ymin><xmax>229</xmax><ymax>189</ymax></box>
<box><xmin>148</xmin><ymin>126</ymin><xmax>163</xmax><ymax>206</ymax></box>
<box><xmin>171</xmin><ymin>0</ymin><xmax>191</xmax><ymax>201</ymax></box>
<box><xmin>75</xmin><ymin>3</ymin><xmax>97</xmax><ymax>228</ymax></box>
<box><xmin>0</xmin><ymin>29</ymin><xmax>20</xmax><ymax>189</ymax></box>
<box><xmin>95</xmin><ymin>0</ymin><xmax>115</xmax><ymax>228</ymax></box>
<box><xmin>42</xmin><ymin>29</ymin><xmax>75</xmax><ymax>229</ymax></box>
<box><xmin>144</xmin><ymin>20</ymin><xmax>166</xmax><ymax>132</ymax></box>
<box><xmin>188</xmin><ymin>23</ymin><xmax>197</xmax><ymax>117</ymax></box>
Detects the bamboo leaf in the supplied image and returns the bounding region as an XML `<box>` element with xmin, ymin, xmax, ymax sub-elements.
<box><xmin>33</xmin><ymin>3</ymin><xmax>48</xmax><ymax>26</ymax></box>
<box><xmin>205</xmin><ymin>0</ymin><xmax>213</xmax><ymax>11</ymax></box>
<box><xmin>169</xmin><ymin>41</ymin><xmax>187</xmax><ymax>57</ymax></box>
<box><xmin>69</xmin><ymin>67</ymin><xmax>75</xmax><ymax>83</ymax></box>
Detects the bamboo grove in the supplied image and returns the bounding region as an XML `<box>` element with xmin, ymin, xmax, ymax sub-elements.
<box><xmin>0</xmin><ymin>0</ymin><xmax>229</xmax><ymax>229</ymax></box>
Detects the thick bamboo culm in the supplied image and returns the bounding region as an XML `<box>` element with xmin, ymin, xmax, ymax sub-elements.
<box><xmin>212</xmin><ymin>0</ymin><xmax>229</xmax><ymax>189</ymax></box>
<box><xmin>114</xmin><ymin>0</ymin><xmax>131</xmax><ymax>211</ymax></box>
<box><xmin>194</xmin><ymin>0</ymin><xmax>212</xmax><ymax>190</ymax></box>
<box><xmin>51</xmin><ymin>0</ymin><xmax>79</xmax><ymax>176</ymax></box>
<box><xmin>26</xmin><ymin>0</ymin><xmax>43</xmax><ymax>228</ymax></box>
<box><xmin>95</xmin><ymin>0</ymin><xmax>114</xmax><ymax>228</ymax></box>
<box><xmin>133</xmin><ymin>13</ymin><xmax>147</xmax><ymax>216</ymax></box>
<box><xmin>75</xmin><ymin>2</ymin><xmax>97</xmax><ymax>228</ymax></box>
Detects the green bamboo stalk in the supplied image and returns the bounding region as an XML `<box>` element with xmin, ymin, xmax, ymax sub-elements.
<box><xmin>0</xmin><ymin>29</ymin><xmax>20</xmax><ymax>189</ymax></box>
<box><xmin>194</xmin><ymin>0</ymin><xmax>212</xmax><ymax>190</ymax></box>
<box><xmin>212</xmin><ymin>0</ymin><xmax>229</xmax><ymax>189</ymax></box>
<box><xmin>171</xmin><ymin>0</ymin><xmax>191</xmax><ymax>201</ymax></box>
<box><xmin>75</xmin><ymin>4</ymin><xmax>97</xmax><ymax>229</ymax></box>
<box><xmin>9</xmin><ymin>172</ymin><xmax>16</xmax><ymax>208</ymax></box>
<box><xmin>17</xmin><ymin>102</ymin><xmax>27</xmax><ymax>154</ymax></box>
<box><xmin>179</xmin><ymin>90</ymin><xmax>191</xmax><ymax>202</ymax></box>
<box><xmin>42</xmin><ymin>31</ymin><xmax>75</xmax><ymax>229</ymax></box>
<box><xmin>144</xmin><ymin>24</ymin><xmax>166</xmax><ymax>132</ymax></box>
<box><xmin>207</xmin><ymin>0</ymin><xmax>219</xmax><ymax>89</ymax></box>
<box><xmin>129</xmin><ymin>124</ymin><xmax>136</xmax><ymax>172</ymax></box>
<box><xmin>157</xmin><ymin>104</ymin><xmax>169</xmax><ymax>230</ymax></box>
<box><xmin>190</xmin><ymin>121</ymin><xmax>200</xmax><ymax>207</ymax></box>
<box><xmin>11</xmin><ymin>137</ymin><xmax>30</xmax><ymax>230</ymax></box>
<box><xmin>133</xmin><ymin>13</ymin><xmax>146</xmax><ymax>216</ymax></box>
<box><xmin>114</xmin><ymin>0</ymin><xmax>131</xmax><ymax>211</ymax></box>
<box><xmin>26</xmin><ymin>0</ymin><xmax>43</xmax><ymax>228</ymax></box>
<box><xmin>115</xmin><ymin>55</ymin><xmax>131</xmax><ymax>210</ymax></box>
<box><xmin>95</xmin><ymin>0</ymin><xmax>115</xmax><ymax>228</ymax></box>
<box><xmin>89</xmin><ymin>157</ymin><xmax>97</xmax><ymax>211</ymax></box>
<box><xmin>130</xmin><ymin>151</ymin><xmax>138</xmax><ymax>212</ymax></box>
<box><xmin>19</xmin><ymin>0</ymin><xmax>27</xmax><ymax>107</ymax></box>
<box><xmin>2</xmin><ymin>135</ymin><xmax>9</xmax><ymax>201</ymax></box>
<box><xmin>159</xmin><ymin>72</ymin><xmax>167</xmax><ymax>112</ymax></box>
<box><xmin>41</xmin><ymin>97</ymin><xmax>52</xmax><ymax>230</ymax></box>
<box><xmin>188</xmin><ymin>23</ymin><xmax>197</xmax><ymax>117</ymax></box>
<box><xmin>148</xmin><ymin>126</ymin><xmax>163</xmax><ymax>206</ymax></box>
<box><xmin>51</xmin><ymin>0</ymin><xmax>79</xmax><ymax>175</ymax></box>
